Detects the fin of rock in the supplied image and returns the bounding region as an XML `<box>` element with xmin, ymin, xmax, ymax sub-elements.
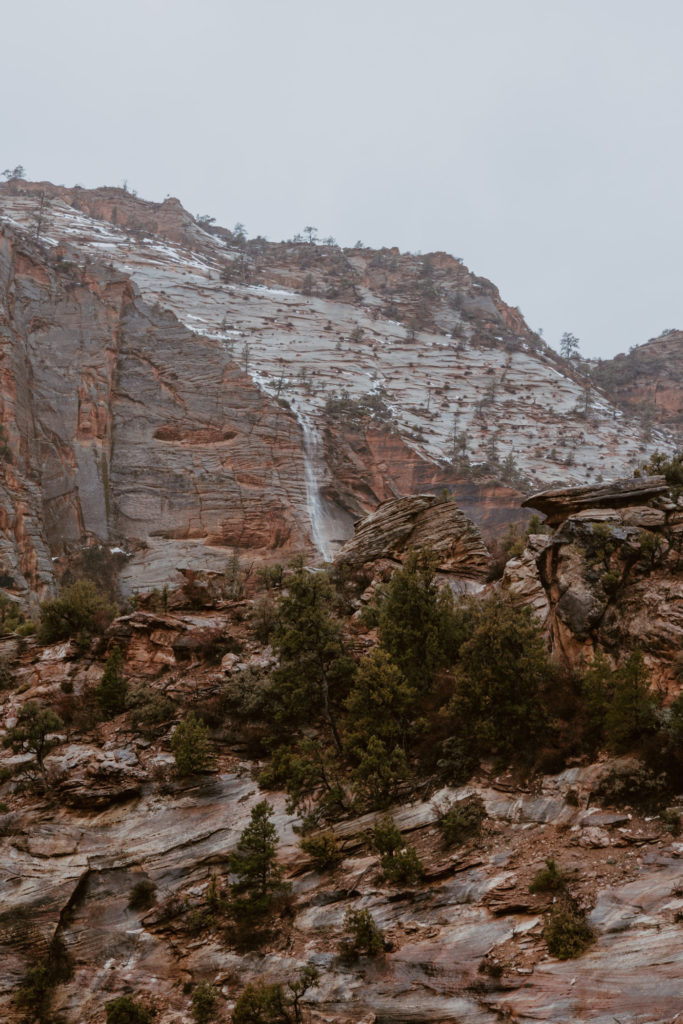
<box><xmin>336</xmin><ymin>494</ymin><xmax>491</xmax><ymax>580</ymax></box>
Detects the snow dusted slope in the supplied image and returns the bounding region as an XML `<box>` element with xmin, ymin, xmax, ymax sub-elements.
<box><xmin>0</xmin><ymin>185</ymin><xmax>675</xmax><ymax>574</ymax></box>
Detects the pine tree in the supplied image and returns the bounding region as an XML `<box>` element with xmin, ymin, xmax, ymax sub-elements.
<box><xmin>344</xmin><ymin>647</ymin><xmax>418</xmax><ymax>755</ymax></box>
<box><xmin>171</xmin><ymin>712</ymin><xmax>212</xmax><ymax>776</ymax></box>
<box><xmin>271</xmin><ymin>568</ymin><xmax>354</xmax><ymax>752</ymax></box>
<box><xmin>3</xmin><ymin>702</ymin><xmax>63</xmax><ymax>778</ymax></box>
<box><xmin>96</xmin><ymin>646</ymin><xmax>127</xmax><ymax>718</ymax></box>
<box><xmin>605</xmin><ymin>648</ymin><xmax>659</xmax><ymax>752</ymax></box>
<box><xmin>448</xmin><ymin>597</ymin><xmax>550</xmax><ymax>761</ymax></box>
<box><xmin>229</xmin><ymin>801</ymin><xmax>289</xmax><ymax>923</ymax></box>
<box><xmin>377</xmin><ymin>550</ymin><xmax>457</xmax><ymax>691</ymax></box>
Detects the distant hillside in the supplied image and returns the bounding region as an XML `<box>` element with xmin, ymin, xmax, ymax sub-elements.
<box><xmin>593</xmin><ymin>330</ymin><xmax>683</xmax><ymax>438</ymax></box>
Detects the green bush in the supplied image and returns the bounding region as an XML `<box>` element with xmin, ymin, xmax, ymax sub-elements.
<box><xmin>339</xmin><ymin>908</ymin><xmax>385</xmax><ymax>962</ymax></box>
<box><xmin>259</xmin><ymin>736</ymin><xmax>347</xmax><ymax>827</ymax></box>
<box><xmin>105</xmin><ymin>994</ymin><xmax>152</xmax><ymax>1024</ymax></box>
<box><xmin>2</xmin><ymin>701</ymin><xmax>63</xmax><ymax>776</ymax></box>
<box><xmin>128</xmin><ymin>879</ymin><xmax>157</xmax><ymax>911</ymax></box>
<box><xmin>543</xmin><ymin>903</ymin><xmax>594</xmax><ymax>959</ymax></box>
<box><xmin>0</xmin><ymin>593</ymin><xmax>28</xmax><ymax>634</ymax></box>
<box><xmin>381</xmin><ymin>844</ymin><xmax>424</xmax><ymax>884</ymax></box>
<box><xmin>439</xmin><ymin>795</ymin><xmax>487</xmax><ymax>848</ymax></box>
<box><xmin>372</xmin><ymin>815</ymin><xmax>424</xmax><ymax>884</ymax></box>
<box><xmin>96</xmin><ymin>645</ymin><xmax>127</xmax><ymax>718</ymax></box>
<box><xmin>127</xmin><ymin>685</ymin><xmax>175</xmax><ymax>737</ymax></box>
<box><xmin>437</xmin><ymin>736</ymin><xmax>479</xmax><ymax>785</ymax></box>
<box><xmin>171</xmin><ymin>712</ymin><xmax>212</xmax><ymax>776</ymax></box>
<box><xmin>38</xmin><ymin>579</ymin><xmax>116</xmax><ymax>645</ymax></box>
<box><xmin>300</xmin><ymin>831</ymin><xmax>343</xmax><ymax>871</ymax></box>
<box><xmin>529</xmin><ymin>858</ymin><xmax>567</xmax><ymax>894</ymax></box>
<box><xmin>191</xmin><ymin>981</ymin><xmax>219</xmax><ymax>1024</ymax></box>
<box><xmin>596</xmin><ymin>760</ymin><xmax>668</xmax><ymax>811</ymax></box>
<box><xmin>232</xmin><ymin>966</ymin><xmax>319</xmax><ymax>1024</ymax></box>
<box><xmin>661</xmin><ymin>808</ymin><xmax>682</xmax><ymax>836</ymax></box>
<box><xmin>231</xmin><ymin>980</ymin><xmax>289</xmax><ymax>1024</ymax></box>
<box><xmin>350</xmin><ymin>735</ymin><xmax>408</xmax><ymax>809</ymax></box>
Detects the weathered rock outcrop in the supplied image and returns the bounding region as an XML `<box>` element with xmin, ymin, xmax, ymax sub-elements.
<box><xmin>508</xmin><ymin>478</ymin><xmax>683</xmax><ymax>685</ymax></box>
<box><xmin>337</xmin><ymin>495</ymin><xmax>491</xmax><ymax>579</ymax></box>
<box><xmin>522</xmin><ymin>475</ymin><xmax>670</xmax><ymax>524</ymax></box>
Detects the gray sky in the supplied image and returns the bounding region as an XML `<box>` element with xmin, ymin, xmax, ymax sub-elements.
<box><xmin>3</xmin><ymin>0</ymin><xmax>683</xmax><ymax>358</ymax></box>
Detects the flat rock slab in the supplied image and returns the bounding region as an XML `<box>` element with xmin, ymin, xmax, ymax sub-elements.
<box><xmin>522</xmin><ymin>475</ymin><xmax>669</xmax><ymax>523</ymax></box>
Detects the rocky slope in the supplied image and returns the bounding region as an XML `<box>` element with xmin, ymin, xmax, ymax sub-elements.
<box><xmin>1</xmin><ymin>487</ymin><xmax>682</xmax><ymax>1024</ymax></box>
<box><xmin>0</xmin><ymin>180</ymin><xmax>677</xmax><ymax>606</ymax></box>
<box><xmin>1</xmin><ymin>603</ymin><xmax>682</xmax><ymax>1024</ymax></box>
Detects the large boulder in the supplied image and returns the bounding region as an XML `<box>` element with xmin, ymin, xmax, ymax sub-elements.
<box><xmin>336</xmin><ymin>495</ymin><xmax>491</xmax><ymax>580</ymax></box>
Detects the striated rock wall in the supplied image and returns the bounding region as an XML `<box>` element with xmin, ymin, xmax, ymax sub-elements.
<box><xmin>0</xmin><ymin>224</ymin><xmax>318</xmax><ymax>602</ymax></box>
<box><xmin>338</xmin><ymin>494</ymin><xmax>491</xmax><ymax>579</ymax></box>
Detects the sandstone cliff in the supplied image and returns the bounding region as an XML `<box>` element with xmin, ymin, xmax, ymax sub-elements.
<box><xmin>0</xmin><ymin>180</ymin><xmax>678</xmax><ymax>605</ymax></box>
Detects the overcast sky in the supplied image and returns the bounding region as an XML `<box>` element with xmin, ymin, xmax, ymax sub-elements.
<box><xmin>3</xmin><ymin>0</ymin><xmax>682</xmax><ymax>358</ymax></box>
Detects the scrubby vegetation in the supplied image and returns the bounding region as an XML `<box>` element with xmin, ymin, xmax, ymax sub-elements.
<box><xmin>529</xmin><ymin>858</ymin><xmax>567</xmax><ymax>894</ymax></box>
<box><xmin>105</xmin><ymin>994</ymin><xmax>152</xmax><ymax>1024</ymax></box>
<box><xmin>439</xmin><ymin>795</ymin><xmax>487</xmax><ymax>848</ymax></box>
<box><xmin>0</xmin><ymin>592</ymin><xmax>34</xmax><ymax>636</ymax></box>
<box><xmin>96</xmin><ymin>645</ymin><xmax>127</xmax><ymax>718</ymax></box>
<box><xmin>372</xmin><ymin>816</ymin><xmax>424</xmax><ymax>884</ymax></box>
<box><xmin>299</xmin><ymin>830</ymin><xmax>343</xmax><ymax>871</ymax></box>
<box><xmin>339</xmin><ymin>908</ymin><xmax>385</xmax><ymax>962</ymax></box>
<box><xmin>543</xmin><ymin>902</ymin><xmax>594</xmax><ymax>959</ymax></box>
<box><xmin>3</xmin><ymin>701</ymin><xmax>63</xmax><ymax>779</ymax></box>
<box><xmin>634</xmin><ymin>449</ymin><xmax>683</xmax><ymax>492</ymax></box>
<box><xmin>128</xmin><ymin>878</ymin><xmax>157</xmax><ymax>911</ymax></box>
<box><xmin>253</xmin><ymin>551</ymin><xmax>682</xmax><ymax>829</ymax></box>
<box><xmin>232</xmin><ymin>965</ymin><xmax>319</xmax><ymax>1024</ymax></box>
<box><xmin>171</xmin><ymin>712</ymin><xmax>213</xmax><ymax>776</ymax></box>
<box><xmin>38</xmin><ymin>578</ymin><xmax>116</xmax><ymax>645</ymax></box>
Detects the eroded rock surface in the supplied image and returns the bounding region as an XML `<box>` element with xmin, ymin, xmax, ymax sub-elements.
<box><xmin>508</xmin><ymin>480</ymin><xmax>683</xmax><ymax>686</ymax></box>
<box><xmin>522</xmin><ymin>475</ymin><xmax>670</xmax><ymax>524</ymax></box>
<box><xmin>337</xmin><ymin>495</ymin><xmax>491</xmax><ymax>579</ymax></box>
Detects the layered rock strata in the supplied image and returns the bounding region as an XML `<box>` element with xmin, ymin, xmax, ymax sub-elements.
<box><xmin>337</xmin><ymin>494</ymin><xmax>491</xmax><ymax>579</ymax></box>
